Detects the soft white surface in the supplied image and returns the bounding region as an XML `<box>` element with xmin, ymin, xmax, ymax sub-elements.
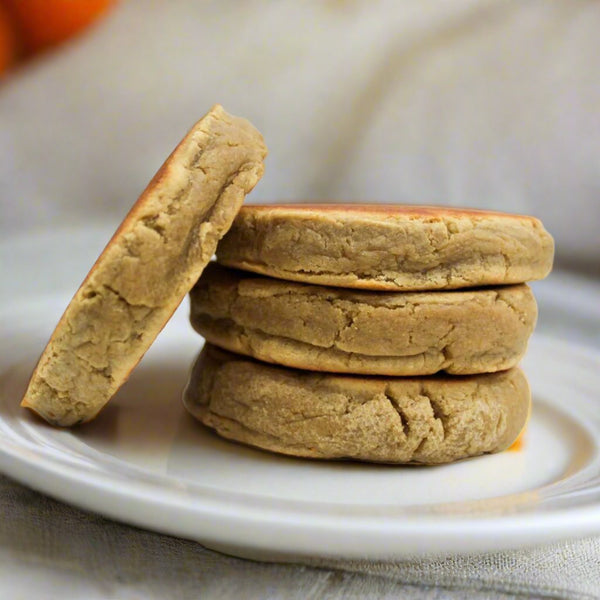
<box><xmin>1</xmin><ymin>0</ymin><xmax>599</xmax><ymax>264</ymax></box>
<box><xmin>2</xmin><ymin>477</ymin><xmax>596</xmax><ymax>600</ymax></box>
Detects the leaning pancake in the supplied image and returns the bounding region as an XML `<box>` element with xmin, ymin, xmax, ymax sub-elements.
<box><xmin>22</xmin><ymin>105</ymin><xmax>267</xmax><ymax>426</ymax></box>
<box><xmin>184</xmin><ymin>345</ymin><xmax>531</xmax><ymax>464</ymax></box>
<box><xmin>216</xmin><ymin>204</ymin><xmax>554</xmax><ymax>290</ymax></box>
<box><xmin>190</xmin><ymin>263</ymin><xmax>537</xmax><ymax>375</ymax></box>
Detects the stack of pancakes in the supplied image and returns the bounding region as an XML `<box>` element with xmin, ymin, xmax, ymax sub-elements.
<box><xmin>185</xmin><ymin>204</ymin><xmax>554</xmax><ymax>464</ymax></box>
<box><xmin>19</xmin><ymin>106</ymin><xmax>553</xmax><ymax>468</ymax></box>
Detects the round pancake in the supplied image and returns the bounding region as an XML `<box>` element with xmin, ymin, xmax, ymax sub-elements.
<box><xmin>22</xmin><ymin>105</ymin><xmax>267</xmax><ymax>426</ymax></box>
<box><xmin>190</xmin><ymin>263</ymin><xmax>537</xmax><ymax>375</ymax></box>
<box><xmin>216</xmin><ymin>204</ymin><xmax>554</xmax><ymax>290</ymax></box>
<box><xmin>184</xmin><ymin>345</ymin><xmax>531</xmax><ymax>465</ymax></box>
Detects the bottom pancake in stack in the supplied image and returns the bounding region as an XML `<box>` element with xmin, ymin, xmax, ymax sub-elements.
<box><xmin>184</xmin><ymin>345</ymin><xmax>530</xmax><ymax>464</ymax></box>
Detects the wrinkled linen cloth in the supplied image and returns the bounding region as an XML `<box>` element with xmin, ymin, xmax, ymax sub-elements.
<box><xmin>1</xmin><ymin>475</ymin><xmax>599</xmax><ymax>600</ymax></box>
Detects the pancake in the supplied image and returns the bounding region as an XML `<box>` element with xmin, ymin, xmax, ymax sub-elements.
<box><xmin>190</xmin><ymin>263</ymin><xmax>537</xmax><ymax>375</ymax></box>
<box><xmin>184</xmin><ymin>345</ymin><xmax>531</xmax><ymax>464</ymax></box>
<box><xmin>22</xmin><ymin>105</ymin><xmax>267</xmax><ymax>426</ymax></box>
<box><xmin>216</xmin><ymin>203</ymin><xmax>554</xmax><ymax>290</ymax></box>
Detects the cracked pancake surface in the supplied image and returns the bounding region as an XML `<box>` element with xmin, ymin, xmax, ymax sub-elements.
<box><xmin>184</xmin><ymin>345</ymin><xmax>531</xmax><ymax>464</ymax></box>
<box><xmin>216</xmin><ymin>203</ymin><xmax>554</xmax><ymax>290</ymax></box>
<box><xmin>190</xmin><ymin>263</ymin><xmax>537</xmax><ymax>375</ymax></box>
<box><xmin>21</xmin><ymin>105</ymin><xmax>267</xmax><ymax>426</ymax></box>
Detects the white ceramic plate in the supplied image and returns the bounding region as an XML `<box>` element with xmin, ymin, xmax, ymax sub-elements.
<box><xmin>1</xmin><ymin>296</ymin><xmax>600</xmax><ymax>560</ymax></box>
<box><xmin>1</xmin><ymin>228</ymin><xmax>599</xmax><ymax>560</ymax></box>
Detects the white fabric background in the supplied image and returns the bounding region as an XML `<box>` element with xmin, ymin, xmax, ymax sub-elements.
<box><xmin>2</xmin><ymin>0</ymin><xmax>599</xmax><ymax>264</ymax></box>
<box><xmin>1</xmin><ymin>1</ymin><xmax>599</xmax><ymax>598</ymax></box>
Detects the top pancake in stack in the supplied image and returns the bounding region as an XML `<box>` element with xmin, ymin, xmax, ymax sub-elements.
<box><xmin>216</xmin><ymin>203</ymin><xmax>554</xmax><ymax>291</ymax></box>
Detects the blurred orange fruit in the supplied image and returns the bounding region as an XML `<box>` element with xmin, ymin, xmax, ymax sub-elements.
<box><xmin>0</xmin><ymin>2</ymin><xmax>17</xmax><ymax>74</ymax></box>
<box><xmin>4</xmin><ymin>0</ymin><xmax>116</xmax><ymax>55</ymax></box>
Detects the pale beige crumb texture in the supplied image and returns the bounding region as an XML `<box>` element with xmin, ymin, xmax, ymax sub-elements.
<box><xmin>184</xmin><ymin>345</ymin><xmax>531</xmax><ymax>464</ymax></box>
<box><xmin>22</xmin><ymin>105</ymin><xmax>267</xmax><ymax>426</ymax></box>
<box><xmin>216</xmin><ymin>204</ymin><xmax>554</xmax><ymax>290</ymax></box>
<box><xmin>190</xmin><ymin>263</ymin><xmax>537</xmax><ymax>375</ymax></box>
